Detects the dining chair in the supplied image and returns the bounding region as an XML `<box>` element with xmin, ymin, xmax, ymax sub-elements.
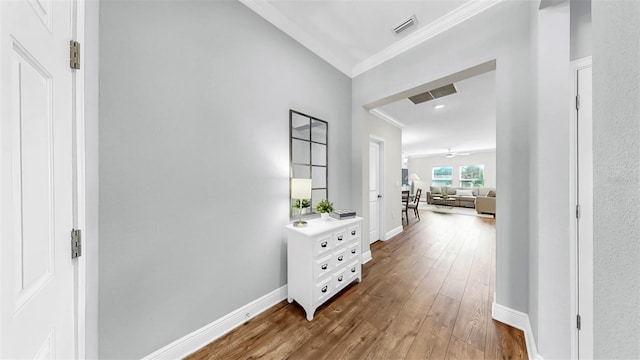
<box><xmin>408</xmin><ymin>188</ymin><xmax>422</xmax><ymax>220</ymax></box>
<box><xmin>401</xmin><ymin>190</ymin><xmax>410</xmax><ymax>225</ymax></box>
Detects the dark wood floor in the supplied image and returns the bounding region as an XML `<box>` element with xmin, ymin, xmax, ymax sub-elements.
<box><xmin>187</xmin><ymin>211</ymin><xmax>527</xmax><ymax>360</ymax></box>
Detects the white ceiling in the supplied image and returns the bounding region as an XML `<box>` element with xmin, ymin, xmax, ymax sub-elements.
<box><xmin>240</xmin><ymin>0</ymin><xmax>502</xmax><ymax>77</ymax></box>
<box><xmin>377</xmin><ymin>70</ymin><xmax>496</xmax><ymax>158</ymax></box>
<box><xmin>266</xmin><ymin>0</ymin><xmax>466</xmax><ymax>66</ymax></box>
<box><xmin>240</xmin><ymin>0</ymin><xmax>499</xmax><ymax>157</ymax></box>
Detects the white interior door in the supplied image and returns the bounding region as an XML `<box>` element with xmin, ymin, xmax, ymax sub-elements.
<box><xmin>369</xmin><ymin>142</ymin><xmax>380</xmax><ymax>243</ymax></box>
<box><xmin>0</xmin><ymin>0</ymin><xmax>77</xmax><ymax>358</ymax></box>
<box><xmin>577</xmin><ymin>65</ymin><xmax>593</xmax><ymax>359</ymax></box>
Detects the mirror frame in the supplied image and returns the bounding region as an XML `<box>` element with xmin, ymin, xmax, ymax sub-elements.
<box><xmin>289</xmin><ymin>109</ymin><xmax>328</xmax><ymax>218</ymax></box>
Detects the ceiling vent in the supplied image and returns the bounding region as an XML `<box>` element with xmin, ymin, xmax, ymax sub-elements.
<box><xmin>408</xmin><ymin>91</ymin><xmax>434</xmax><ymax>104</ymax></box>
<box><xmin>393</xmin><ymin>15</ymin><xmax>418</xmax><ymax>36</ymax></box>
<box><xmin>408</xmin><ymin>83</ymin><xmax>458</xmax><ymax>105</ymax></box>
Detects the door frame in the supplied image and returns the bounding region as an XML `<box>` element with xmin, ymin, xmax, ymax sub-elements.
<box><xmin>73</xmin><ymin>0</ymin><xmax>87</xmax><ymax>357</ymax></box>
<box><xmin>369</xmin><ymin>136</ymin><xmax>385</xmax><ymax>243</ymax></box>
<box><xmin>569</xmin><ymin>55</ymin><xmax>592</xmax><ymax>360</ymax></box>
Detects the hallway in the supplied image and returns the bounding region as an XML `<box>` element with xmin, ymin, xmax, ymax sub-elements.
<box><xmin>188</xmin><ymin>211</ymin><xmax>526</xmax><ymax>359</ymax></box>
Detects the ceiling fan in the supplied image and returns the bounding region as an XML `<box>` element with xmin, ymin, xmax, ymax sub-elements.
<box><xmin>445</xmin><ymin>148</ymin><xmax>470</xmax><ymax>158</ymax></box>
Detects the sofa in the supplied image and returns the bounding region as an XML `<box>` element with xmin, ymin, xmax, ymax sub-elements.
<box><xmin>426</xmin><ymin>186</ymin><xmax>496</xmax><ymax>213</ymax></box>
<box><xmin>476</xmin><ymin>195</ymin><xmax>496</xmax><ymax>216</ymax></box>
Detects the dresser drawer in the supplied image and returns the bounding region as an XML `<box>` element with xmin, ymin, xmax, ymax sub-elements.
<box><xmin>333</xmin><ymin>248</ymin><xmax>347</xmax><ymax>269</ymax></box>
<box><xmin>347</xmin><ymin>260</ymin><xmax>360</xmax><ymax>281</ymax></box>
<box><xmin>314</xmin><ymin>277</ymin><xmax>332</xmax><ymax>303</ymax></box>
<box><xmin>313</xmin><ymin>255</ymin><xmax>332</xmax><ymax>281</ymax></box>
<box><xmin>348</xmin><ymin>226</ymin><xmax>359</xmax><ymax>240</ymax></box>
<box><xmin>314</xmin><ymin>235</ymin><xmax>332</xmax><ymax>256</ymax></box>
<box><xmin>334</xmin><ymin>230</ymin><xmax>347</xmax><ymax>247</ymax></box>
<box><xmin>333</xmin><ymin>268</ymin><xmax>347</xmax><ymax>290</ymax></box>
<box><xmin>347</xmin><ymin>242</ymin><xmax>359</xmax><ymax>260</ymax></box>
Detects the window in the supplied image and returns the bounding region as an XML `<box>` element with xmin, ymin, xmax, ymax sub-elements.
<box><xmin>290</xmin><ymin>110</ymin><xmax>328</xmax><ymax>217</ymax></box>
<box><xmin>460</xmin><ymin>165</ymin><xmax>485</xmax><ymax>188</ymax></box>
<box><xmin>432</xmin><ymin>166</ymin><xmax>453</xmax><ymax>186</ymax></box>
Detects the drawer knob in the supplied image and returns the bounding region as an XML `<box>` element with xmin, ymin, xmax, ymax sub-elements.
<box><xmin>351</xmin><ymin>230</ymin><xmax>356</xmax><ymax>236</ymax></box>
<box><xmin>338</xmin><ymin>255</ymin><xmax>343</xmax><ymax>261</ymax></box>
<box><xmin>321</xmin><ymin>241</ymin><xmax>328</xmax><ymax>248</ymax></box>
<box><xmin>321</xmin><ymin>285</ymin><xmax>328</xmax><ymax>293</ymax></box>
<box><xmin>351</xmin><ymin>267</ymin><xmax>356</xmax><ymax>273</ymax></box>
<box><xmin>338</xmin><ymin>276</ymin><xmax>343</xmax><ymax>282</ymax></box>
<box><xmin>337</xmin><ymin>236</ymin><xmax>343</xmax><ymax>241</ymax></box>
<box><xmin>351</xmin><ymin>249</ymin><xmax>356</xmax><ymax>254</ymax></box>
<box><xmin>321</xmin><ymin>264</ymin><xmax>328</xmax><ymax>270</ymax></box>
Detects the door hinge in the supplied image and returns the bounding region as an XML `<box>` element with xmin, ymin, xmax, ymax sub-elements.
<box><xmin>577</xmin><ymin>314</ymin><xmax>582</xmax><ymax>330</ymax></box>
<box><xmin>70</xmin><ymin>40</ymin><xmax>80</xmax><ymax>69</ymax></box>
<box><xmin>576</xmin><ymin>94</ymin><xmax>580</xmax><ymax>111</ymax></box>
<box><xmin>576</xmin><ymin>204</ymin><xmax>581</xmax><ymax>219</ymax></box>
<box><xmin>71</xmin><ymin>229</ymin><xmax>82</xmax><ymax>259</ymax></box>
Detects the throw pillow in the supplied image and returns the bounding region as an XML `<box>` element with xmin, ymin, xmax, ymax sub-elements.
<box><xmin>456</xmin><ymin>189</ymin><xmax>474</xmax><ymax>196</ymax></box>
<box><xmin>429</xmin><ymin>186</ymin><xmax>441</xmax><ymax>194</ymax></box>
<box><xmin>487</xmin><ymin>190</ymin><xmax>496</xmax><ymax>197</ymax></box>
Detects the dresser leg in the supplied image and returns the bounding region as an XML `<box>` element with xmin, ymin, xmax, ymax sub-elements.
<box><xmin>356</xmin><ymin>276</ymin><xmax>362</xmax><ymax>283</ymax></box>
<box><xmin>287</xmin><ymin>297</ymin><xmax>293</xmax><ymax>303</ymax></box>
<box><xmin>305</xmin><ymin>307</ymin><xmax>315</xmax><ymax>321</ymax></box>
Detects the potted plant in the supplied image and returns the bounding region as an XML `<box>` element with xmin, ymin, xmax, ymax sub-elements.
<box><xmin>293</xmin><ymin>199</ymin><xmax>311</xmax><ymax>214</ymax></box>
<box><xmin>316</xmin><ymin>199</ymin><xmax>334</xmax><ymax>220</ymax></box>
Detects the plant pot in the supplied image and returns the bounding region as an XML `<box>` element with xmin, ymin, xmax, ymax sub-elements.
<box><xmin>320</xmin><ymin>213</ymin><xmax>330</xmax><ymax>221</ymax></box>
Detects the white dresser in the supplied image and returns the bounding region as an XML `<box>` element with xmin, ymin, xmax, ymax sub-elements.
<box><xmin>286</xmin><ymin>217</ymin><xmax>363</xmax><ymax>321</ymax></box>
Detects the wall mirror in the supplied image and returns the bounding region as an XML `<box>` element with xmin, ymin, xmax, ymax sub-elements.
<box><xmin>290</xmin><ymin>110</ymin><xmax>328</xmax><ymax>218</ymax></box>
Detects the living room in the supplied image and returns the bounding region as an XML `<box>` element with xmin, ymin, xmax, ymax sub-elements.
<box><xmin>371</xmin><ymin>68</ymin><xmax>497</xmax><ymax>219</ymax></box>
<box><xmin>408</xmin><ymin>150</ymin><xmax>496</xmax><ymax>216</ymax></box>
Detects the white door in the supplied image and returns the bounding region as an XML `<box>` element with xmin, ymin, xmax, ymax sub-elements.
<box><xmin>1</xmin><ymin>0</ymin><xmax>77</xmax><ymax>358</ymax></box>
<box><xmin>369</xmin><ymin>142</ymin><xmax>380</xmax><ymax>243</ymax></box>
<box><xmin>577</xmin><ymin>65</ymin><xmax>593</xmax><ymax>359</ymax></box>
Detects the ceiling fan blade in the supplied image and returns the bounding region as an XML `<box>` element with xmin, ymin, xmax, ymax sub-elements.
<box><xmin>458</xmin><ymin>153</ymin><xmax>471</xmax><ymax>156</ymax></box>
<box><xmin>444</xmin><ymin>148</ymin><xmax>455</xmax><ymax>158</ymax></box>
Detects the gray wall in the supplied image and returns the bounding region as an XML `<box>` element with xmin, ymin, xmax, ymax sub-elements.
<box><xmin>98</xmin><ymin>1</ymin><xmax>351</xmax><ymax>358</ymax></box>
<box><xmin>592</xmin><ymin>1</ymin><xmax>640</xmax><ymax>358</ymax></box>
<box><xmin>352</xmin><ymin>0</ymin><xmax>534</xmax><ymax>314</ymax></box>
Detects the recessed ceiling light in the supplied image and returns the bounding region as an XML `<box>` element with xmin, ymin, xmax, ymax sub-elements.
<box><xmin>434</xmin><ymin>104</ymin><xmax>446</xmax><ymax>110</ymax></box>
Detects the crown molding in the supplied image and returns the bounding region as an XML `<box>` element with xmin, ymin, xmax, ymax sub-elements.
<box><xmin>238</xmin><ymin>0</ymin><xmax>352</xmax><ymax>77</ymax></box>
<box><xmin>369</xmin><ymin>108</ymin><xmax>406</xmax><ymax>129</ymax></box>
<box><xmin>351</xmin><ymin>0</ymin><xmax>503</xmax><ymax>77</ymax></box>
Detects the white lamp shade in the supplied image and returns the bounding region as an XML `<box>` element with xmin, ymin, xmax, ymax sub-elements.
<box><xmin>408</xmin><ymin>173</ymin><xmax>421</xmax><ymax>181</ymax></box>
<box><xmin>291</xmin><ymin>178</ymin><xmax>312</xmax><ymax>199</ymax></box>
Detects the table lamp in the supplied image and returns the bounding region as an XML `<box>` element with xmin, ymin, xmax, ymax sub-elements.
<box><xmin>291</xmin><ymin>178</ymin><xmax>312</xmax><ymax>227</ymax></box>
<box><xmin>408</xmin><ymin>173</ymin><xmax>420</xmax><ymax>195</ymax></box>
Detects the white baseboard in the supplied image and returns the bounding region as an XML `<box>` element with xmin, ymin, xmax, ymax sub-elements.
<box><xmin>144</xmin><ymin>285</ymin><xmax>288</xmax><ymax>360</ymax></box>
<box><xmin>361</xmin><ymin>250</ymin><xmax>372</xmax><ymax>264</ymax></box>
<box><xmin>383</xmin><ymin>226</ymin><xmax>403</xmax><ymax>241</ymax></box>
<box><xmin>492</xmin><ymin>301</ymin><xmax>541</xmax><ymax>360</ymax></box>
